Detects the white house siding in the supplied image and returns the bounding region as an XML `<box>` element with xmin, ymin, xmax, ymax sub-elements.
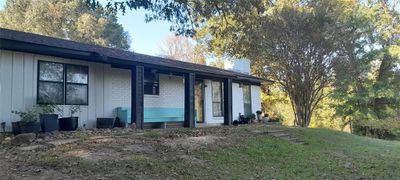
<box><xmin>0</xmin><ymin>50</ymin><xmax>104</xmax><ymax>130</ymax></box>
<box><xmin>232</xmin><ymin>83</ymin><xmax>244</xmax><ymax>121</ymax></box>
<box><xmin>143</xmin><ymin>74</ymin><xmax>184</xmax><ymax>108</ymax></box>
<box><xmin>203</xmin><ymin>79</ymin><xmax>224</xmax><ymax>124</ymax></box>
<box><xmin>251</xmin><ymin>85</ymin><xmax>262</xmax><ymax>114</ymax></box>
<box><xmin>108</xmin><ymin>70</ymin><xmax>185</xmax><ymax>112</ymax></box>
<box><xmin>0</xmin><ymin>50</ymin><xmax>262</xmax><ymax>130</ymax></box>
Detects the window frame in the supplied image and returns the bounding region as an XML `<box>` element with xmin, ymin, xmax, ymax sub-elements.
<box><xmin>37</xmin><ymin>60</ymin><xmax>89</xmax><ymax>106</ymax></box>
<box><xmin>211</xmin><ymin>80</ymin><xmax>224</xmax><ymax>117</ymax></box>
<box><xmin>65</xmin><ymin>64</ymin><xmax>89</xmax><ymax>105</ymax></box>
<box><xmin>143</xmin><ymin>70</ymin><xmax>160</xmax><ymax>96</ymax></box>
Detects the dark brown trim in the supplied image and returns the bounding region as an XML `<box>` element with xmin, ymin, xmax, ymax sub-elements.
<box><xmin>223</xmin><ymin>78</ymin><xmax>233</xmax><ymax>125</ymax></box>
<box><xmin>131</xmin><ymin>66</ymin><xmax>144</xmax><ymax>129</ymax></box>
<box><xmin>184</xmin><ymin>73</ymin><xmax>196</xmax><ymax>128</ymax></box>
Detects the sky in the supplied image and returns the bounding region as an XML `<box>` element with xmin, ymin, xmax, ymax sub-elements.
<box><xmin>0</xmin><ymin>0</ymin><xmax>173</xmax><ymax>56</ymax></box>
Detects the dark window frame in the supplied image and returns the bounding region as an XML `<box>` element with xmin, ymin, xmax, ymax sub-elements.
<box><xmin>211</xmin><ymin>80</ymin><xmax>224</xmax><ymax>117</ymax></box>
<box><xmin>37</xmin><ymin>60</ymin><xmax>89</xmax><ymax>106</ymax></box>
<box><xmin>144</xmin><ymin>70</ymin><xmax>159</xmax><ymax>95</ymax></box>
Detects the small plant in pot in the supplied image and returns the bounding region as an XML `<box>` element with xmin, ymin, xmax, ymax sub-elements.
<box><xmin>12</xmin><ymin>109</ymin><xmax>41</xmax><ymax>134</ymax></box>
<box><xmin>256</xmin><ymin>110</ymin><xmax>263</xmax><ymax>122</ymax></box>
<box><xmin>248</xmin><ymin>114</ymin><xmax>257</xmax><ymax>123</ymax></box>
<box><xmin>59</xmin><ymin>105</ymin><xmax>81</xmax><ymax>131</ymax></box>
<box><xmin>39</xmin><ymin>101</ymin><xmax>61</xmax><ymax>132</ymax></box>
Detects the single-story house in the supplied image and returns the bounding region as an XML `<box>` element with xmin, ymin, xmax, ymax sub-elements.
<box><xmin>0</xmin><ymin>28</ymin><xmax>265</xmax><ymax>131</ymax></box>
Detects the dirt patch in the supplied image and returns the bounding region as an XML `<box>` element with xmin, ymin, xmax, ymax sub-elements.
<box><xmin>163</xmin><ymin>135</ymin><xmax>225</xmax><ymax>151</ymax></box>
<box><xmin>0</xmin><ymin>124</ymin><xmax>282</xmax><ymax>179</ymax></box>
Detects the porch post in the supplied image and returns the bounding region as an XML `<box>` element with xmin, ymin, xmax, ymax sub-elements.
<box><xmin>184</xmin><ymin>73</ymin><xmax>196</xmax><ymax>128</ymax></box>
<box><xmin>131</xmin><ymin>65</ymin><xmax>144</xmax><ymax>129</ymax></box>
<box><xmin>223</xmin><ymin>78</ymin><xmax>233</xmax><ymax>125</ymax></box>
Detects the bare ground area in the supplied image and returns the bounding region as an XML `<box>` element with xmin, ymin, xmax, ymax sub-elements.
<box><xmin>0</xmin><ymin>124</ymin><xmax>279</xmax><ymax>179</ymax></box>
<box><xmin>2</xmin><ymin>125</ymin><xmax>398</xmax><ymax>179</ymax></box>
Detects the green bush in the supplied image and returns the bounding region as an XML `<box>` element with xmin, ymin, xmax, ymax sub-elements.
<box><xmin>353</xmin><ymin>119</ymin><xmax>400</xmax><ymax>140</ymax></box>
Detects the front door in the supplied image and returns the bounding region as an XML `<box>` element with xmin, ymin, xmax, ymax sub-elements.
<box><xmin>195</xmin><ymin>80</ymin><xmax>205</xmax><ymax>123</ymax></box>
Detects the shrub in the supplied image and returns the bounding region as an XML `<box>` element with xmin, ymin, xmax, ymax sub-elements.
<box><xmin>353</xmin><ymin>119</ymin><xmax>400</xmax><ymax>140</ymax></box>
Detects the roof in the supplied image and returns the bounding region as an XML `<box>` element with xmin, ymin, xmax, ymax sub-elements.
<box><xmin>0</xmin><ymin>28</ymin><xmax>265</xmax><ymax>84</ymax></box>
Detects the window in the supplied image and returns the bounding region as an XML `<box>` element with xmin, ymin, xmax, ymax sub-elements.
<box><xmin>144</xmin><ymin>70</ymin><xmax>159</xmax><ymax>95</ymax></box>
<box><xmin>37</xmin><ymin>61</ymin><xmax>88</xmax><ymax>105</ymax></box>
<box><xmin>243</xmin><ymin>84</ymin><xmax>252</xmax><ymax>116</ymax></box>
<box><xmin>212</xmin><ymin>81</ymin><xmax>224</xmax><ymax>117</ymax></box>
<box><xmin>66</xmin><ymin>64</ymin><xmax>88</xmax><ymax>105</ymax></box>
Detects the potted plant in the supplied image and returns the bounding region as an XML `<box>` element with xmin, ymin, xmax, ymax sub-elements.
<box><xmin>59</xmin><ymin>105</ymin><xmax>81</xmax><ymax>131</ymax></box>
<box><xmin>256</xmin><ymin>110</ymin><xmax>263</xmax><ymax>122</ymax></box>
<box><xmin>12</xmin><ymin>109</ymin><xmax>41</xmax><ymax>134</ymax></box>
<box><xmin>39</xmin><ymin>101</ymin><xmax>61</xmax><ymax>132</ymax></box>
<box><xmin>249</xmin><ymin>114</ymin><xmax>257</xmax><ymax>123</ymax></box>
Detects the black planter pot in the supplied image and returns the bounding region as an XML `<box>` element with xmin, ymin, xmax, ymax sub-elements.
<box><xmin>20</xmin><ymin>121</ymin><xmax>41</xmax><ymax>134</ymax></box>
<box><xmin>97</xmin><ymin>118</ymin><xmax>115</xmax><ymax>129</ymax></box>
<box><xmin>40</xmin><ymin>114</ymin><xmax>59</xmax><ymax>132</ymax></box>
<box><xmin>12</xmin><ymin>121</ymin><xmax>21</xmax><ymax>135</ymax></box>
<box><xmin>59</xmin><ymin>117</ymin><xmax>79</xmax><ymax>131</ymax></box>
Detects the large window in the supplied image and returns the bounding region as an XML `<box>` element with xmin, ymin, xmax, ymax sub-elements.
<box><xmin>243</xmin><ymin>84</ymin><xmax>252</xmax><ymax>116</ymax></box>
<box><xmin>37</xmin><ymin>61</ymin><xmax>88</xmax><ymax>105</ymax></box>
<box><xmin>144</xmin><ymin>70</ymin><xmax>159</xmax><ymax>95</ymax></box>
<box><xmin>212</xmin><ymin>81</ymin><xmax>224</xmax><ymax>117</ymax></box>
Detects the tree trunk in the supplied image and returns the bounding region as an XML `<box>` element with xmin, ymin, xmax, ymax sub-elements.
<box><xmin>292</xmin><ymin>100</ymin><xmax>312</xmax><ymax>128</ymax></box>
<box><xmin>373</xmin><ymin>53</ymin><xmax>392</xmax><ymax>119</ymax></box>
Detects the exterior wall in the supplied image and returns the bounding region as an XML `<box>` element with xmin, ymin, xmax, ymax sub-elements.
<box><xmin>108</xmin><ymin>69</ymin><xmax>185</xmax><ymax>112</ymax></box>
<box><xmin>203</xmin><ymin>80</ymin><xmax>224</xmax><ymax>124</ymax></box>
<box><xmin>0</xmin><ymin>50</ymin><xmax>262</xmax><ymax>130</ymax></box>
<box><xmin>0</xmin><ymin>50</ymin><xmax>110</xmax><ymax>130</ymax></box>
<box><xmin>251</xmin><ymin>85</ymin><xmax>262</xmax><ymax>114</ymax></box>
<box><xmin>144</xmin><ymin>74</ymin><xmax>184</xmax><ymax>108</ymax></box>
<box><xmin>0</xmin><ymin>50</ymin><xmax>186</xmax><ymax>131</ymax></box>
<box><xmin>232</xmin><ymin>83</ymin><xmax>244</xmax><ymax>121</ymax></box>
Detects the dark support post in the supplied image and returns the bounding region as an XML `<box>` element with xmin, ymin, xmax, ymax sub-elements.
<box><xmin>184</xmin><ymin>73</ymin><xmax>196</xmax><ymax>128</ymax></box>
<box><xmin>131</xmin><ymin>66</ymin><xmax>144</xmax><ymax>129</ymax></box>
<box><xmin>223</xmin><ymin>78</ymin><xmax>233</xmax><ymax>125</ymax></box>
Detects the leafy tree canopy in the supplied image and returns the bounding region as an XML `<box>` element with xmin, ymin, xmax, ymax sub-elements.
<box><xmin>1</xmin><ymin>0</ymin><xmax>130</xmax><ymax>50</ymax></box>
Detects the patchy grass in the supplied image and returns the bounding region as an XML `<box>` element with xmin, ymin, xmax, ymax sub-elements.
<box><xmin>1</xmin><ymin>125</ymin><xmax>399</xmax><ymax>179</ymax></box>
<box><xmin>203</xmin><ymin>127</ymin><xmax>400</xmax><ymax>179</ymax></box>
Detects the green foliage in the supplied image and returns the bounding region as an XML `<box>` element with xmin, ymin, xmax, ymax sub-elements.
<box><xmin>0</xmin><ymin>0</ymin><xmax>130</xmax><ymax>50</ymax></box>
<box><xmin>69</xmin><ymin>105</ymin><xmax>81</xmax><ymax>117</ymax></box>
<box><xmin>12</xmin><ymin>109</ymin><xmax>38</xmax><ymax>123</ymax></box>
<box><xmin>352</xmin><ymin>118</ymin><xmax>400</xmax><ymax>140</ymax></box>
<box><xmin>38</xmin><ymin>99</ymin><xmax>61</xmax><ymax>114</ymax></box>
<box><xmin>332</xmin><ymin>1</ymin><xmax>400</xmax><ymax>132</ymax></box>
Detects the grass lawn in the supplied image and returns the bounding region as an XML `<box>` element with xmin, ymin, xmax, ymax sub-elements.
<box><xmin>1</xmin><ymin>125</ymin><xmax>399</xmax><ymax>179</ymax></box>
<box><xmin>205</xmin><ymin>127</ymin><xmax>400</xmax><ymax>179</ymax></box>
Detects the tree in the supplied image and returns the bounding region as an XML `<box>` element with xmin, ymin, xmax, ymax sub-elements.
<box><xmin>158</xmin><ymin>34</ymin><xmax>206</xmax><ymax>64</ymax></box>
<box><xmin>332</xmin><ymin>0</ymin><xmax>400</xmax><ymax>131</ymax></box>
<box><xmin>193</xmin><ymin>0</ymin><xmax>359</xmax><ymax>127</ymax></box>
<box><xmin>89</xmin><ymin>0</ymin><xmax>399</xmax><ymax>129</ymax></box>
<box><xmin>0</xmin><ymin>0</ymin><xmax>130</xmax><ymax>50</ymax></box>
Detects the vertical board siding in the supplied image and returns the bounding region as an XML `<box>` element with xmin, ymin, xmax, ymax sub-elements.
<box><xmin>0</xmin><ymin>50</ymin><xmax>113</xmax><ymax>130</ymax></box>
<box><xmin>103</xmin><ymin>64</ymin><xmax>113</xmax><ymax>118</ymax></box>
<box><xmin>232</xmin><ymin>83</ymin><xmax>244</xmax><ymax>121</ymax></box>
<box><xmin>1</xmin><ymin>51</ymin><xmax>13</xmax><ymax>131</ymax></box>
<box><xmin>23</xmin><ymin>54</ymin><xmax>35</xmax><ymax>109</ymax></box>
<box><xmin>251</xmin><ymin>85</ymin><xmax>262</xmax><ymax>114</ymax></box>
<box><xmin>0</xmin><ymin>50</ymin><xmax>262</xmax><ymax>131</ymax></box>
<box><xmin>88</xmin><ymin>62</ymin><xmax>96</xmax><ymax>128</ymax></box>
<box><xmin>95</xmin><ymin>63</ymin><xmax>104</xmax><ymax>118</ymax></box>
<box><xmin>12</xmin><ymin>52</ymin><xmax>24</xmax><ymax>114</ymax></box>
